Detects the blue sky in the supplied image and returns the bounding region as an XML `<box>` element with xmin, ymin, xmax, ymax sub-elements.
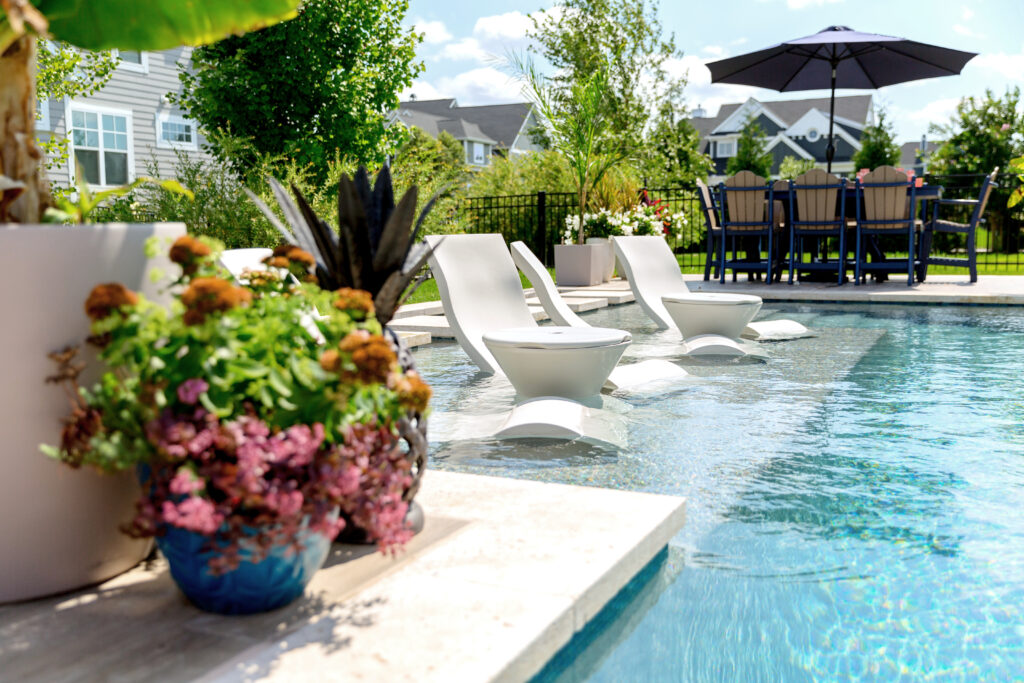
<box><xmin>403</xmin><ymin>0</ymin><xmax>1024</xmax><ymax>143</ymax></box>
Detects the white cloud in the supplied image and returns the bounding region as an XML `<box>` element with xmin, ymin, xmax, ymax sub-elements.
<box><xmin>962</xmin><ymin>6</ymin><xmax>974</xmax><ymax>21</ymax></box>
<box><xmin>410</xmin><ymin>67</ymin><xmax>521</xmax><ymax>105</ymax></box>
<box><xmin>971</xmin><ymin>50</ymin><xmax>1024</xmax><ymax>81</ymax></box>
<box><xmin>731</xmin><ymin>37</ymin><xmax>748</xmax><ymax>46</ymax></box>
<box><xmin>436</xmin><ymin>37</ymin><xmax>490</xmax><ymax>63</ymax></box>
<box><xmin>953</xmin><ymin>24</ymin><xmax>983</xmax><ymax>39</ymax></box>
<box><xmin>414</xmin><ymin>19</ymin><xmax>452</xmax><ymax>45</ymax></box>
<box><xmin>400</xmin><ymin>80</ymin><xmax>445</xmax><ymax>102</ymax></box>
<box><xmin>895</xmin><ymin>97</ymin><xmax>961</xmax><ymax>130</ymax></box>
<box><xmin>664</xmin><ymin>55</ymin><xmax>768</xmax><ymax>118</ymax></box>
<box><xmin>786</xmin><ymin>0</ymin><xmax>843</xmax><ymax>8</ymax></box>
<box><xmin>473</xmin><ymin>8</ymin><xmax>563</xmax><ymax>42</ymax></box>
<box><xmin>702</xmin><ymin>45</ymin><xmax>725</xmax><ymax>58</ymax></box>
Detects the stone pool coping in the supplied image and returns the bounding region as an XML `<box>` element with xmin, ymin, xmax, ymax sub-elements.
<box><xmin>1</xmin><ymin>471</ymin><xmax>686</xmax><ymax>682</ymax></box>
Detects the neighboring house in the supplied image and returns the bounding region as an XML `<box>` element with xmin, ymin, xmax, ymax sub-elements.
<box><xmin>37</xmin><ymin>47</ymin><xmax>210</xmax><ymax>190</ymax></box>
<box><xmin>688</xmin><ymin>95</ymin><xmax>874</xmax><ymax>181</ymax></box>
<box><xmin>900</xmin><ymin>139</ymin><xmax>943</xmax><ymax>175</ymax></box>
<box><xmin>393</xmin><ymin>98</ymin><xmax>544</xmax><ymax>167</ymax></box>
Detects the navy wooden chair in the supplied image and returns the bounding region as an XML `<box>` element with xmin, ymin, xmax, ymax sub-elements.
<box><xmin>787</xmin><ymin>169</ymin><xmax>847</xmax><ymax>285</ymax></box>
<box><xmin>717</xmin><ymin>171</ymin><xmax>779</xmax><ymax>285</ymax></box>
<box><xmin>696</xmin><ymin>179</ymin><xmax>722</xmax><ymax>281</ymax></box>
<box><xmin>854</xmin><ymin>166</ymin><xmax>918</xmax><ymax>286</ymax></box>
<box><xmin>918</xmin><ymin>168</ymin><xmax>998</xmax><ymax>283</ymax></box>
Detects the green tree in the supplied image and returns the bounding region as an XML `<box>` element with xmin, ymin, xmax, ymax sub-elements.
<box><xmin>639</xmin><ymin>101</ymin><xmax>713</xmax><ymax>186</ymax></box>
<box><xmin>0</xmin><ymin>0</ymin><xmax>302</xmax><ymax>223</ymax></box>
<box><xmin>176</xmin><ymin>0</ymin><xmax>421</xmax><ymax>185</ymax></box>
<box><xmin>390</xmin><ymin>127</ymin><xmax>467</xmax><ymax>236</ymax></box>
<box><xmin>529</xmin><ymin>0</ymin><xmax>682</xmax><ymax>156</ymax></box>
<box><xmin>726</xmin><ymin>118</ymin><xmax>772</xmax><ymax>178</ymax></box>
<box><xmin>851</xmin><ymin>109</ymin><xmax>900</xmax><ymax>171</ymax></box>
<box><xmin>929</xmin><ymin>88</ymin><xmax>1024</xmax><ymax>251</ymax></box>
<box><xmin>778</xmin><ymin>155</ymin><xmax>815</xmax><ymax>180</ymax></box>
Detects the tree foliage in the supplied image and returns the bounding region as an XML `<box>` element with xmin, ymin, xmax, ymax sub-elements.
<box><xmin>778</xmin><ymin>156</ymin><xmax>815</xmax><ymax>180</ymax></box>
<box><xmin>851</xmin><ymin>109</ymin><xmax>900</xmax><ymax>172</ymax></box>
<box><xmin>529</xmin><ymin>0</ymin><xmax>682</xmax><ymax>156</ymax></box>
<box><xmin>929</xmin><ymin>88</ymin><xmax>1024</xmax><ymax>176</ymax></box>
<box><xmin>726</xmin><ymin>118</ymin><xmax>772</xmax><ymax>178</ymax></box>
<box><xmin>176</xmin><ymin>0</ymin><xmax>422</xmax><ymax>184</ymax></box>
<box><xmin>639</xmin><ymin>101</ymin><xmax>713</xmax><ymax>186</ymax></box>
<box><xmin>390</xmin><ymin>126</ymin><xmax>468</xmax><ymax>236</ymax></box>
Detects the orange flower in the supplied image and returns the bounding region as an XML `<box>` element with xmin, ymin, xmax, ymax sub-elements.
<box><xmin>180</xmin><ymin>277</ymin><xmax>252</xmax><ymax>325</ymax></box>
<box><xmin>84</xmin><ymin>283</ymin><xmax>138</xmax><ymax>321</ymax></box>
<box><xmin>388</xmin><ymin>370</ymin><xmax>432</xmax><ymax>413</ymax></box>
<box><xmin>336</xmin><ymin>330</ymin><xmax>397</xmax><ymax>384</ymax></box>
<box><xmin>333</xmin><ymin>287</ymin><xmax>375</xmax><ymax>319</ymax></box>
<box><xmin>264</xmin><ymin>245</ymin><xmax>316</xmax><ymax>275</ymax></box>
<box><xmin>319</xmin><ymin>349</ymin><xmax>341</xmax><ymax>373</ymax></box>
<box><xmin>169</xmin><ymin>236</ymin><xmax>211</xmax><ymax>275</ymax></box>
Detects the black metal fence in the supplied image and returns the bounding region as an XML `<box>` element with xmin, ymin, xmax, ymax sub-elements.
<box><xmin>462</xmin><ymin>173</ymin><xmax>1024</xmax><ymax>272</ymax></box>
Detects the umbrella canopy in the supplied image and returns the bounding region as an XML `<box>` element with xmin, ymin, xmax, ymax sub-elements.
<box><xmin>706</xmin><ymin>26</ymin><xmax>977</xmax><ymax>171</ymax></box>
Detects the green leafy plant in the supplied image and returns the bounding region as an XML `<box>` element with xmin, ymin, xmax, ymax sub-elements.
<box><xmin>1008</xmin><ymin>157</ymin><xmax>1024</xmax><ymax>209</ymax></box>
<box><xmin>726</xmin><ymin>117</ymin><xmax>772</xmax><ymax>179</ymax></box>
<box><xmin>0</xmin><ymin>0</ymin><xmax>303</xmax><ymax>223</ymax></box>
<box><xmin>852</xmin><ymin>109</ymin><xmax>900</xmax><ymax>172</ymax></box>
<box><xmin>44</xmin><ymin>164</ymin><xmax>193</xmax><ymax>224</ymax></box>
<box><xmin>779</xmin><ymin>156</ymin><xmax>816</xmax><ymax>180</ymax></box>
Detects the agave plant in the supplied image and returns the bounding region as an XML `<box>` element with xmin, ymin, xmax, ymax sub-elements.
<box><xmin>247</xmin><ymin>166</ymin><xmax>438</xmax><ymax>326</ymax></box>
<box><xmin>248</xmin><ymin>166</ymin><xmax>440</xmax><ymax>517</ymax></box>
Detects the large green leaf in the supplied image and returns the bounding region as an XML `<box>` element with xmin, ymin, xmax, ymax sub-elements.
<box><xmin>36</xmin><ymin>0</ymin><xmax>301</xmax><ymax>51</ymax></box>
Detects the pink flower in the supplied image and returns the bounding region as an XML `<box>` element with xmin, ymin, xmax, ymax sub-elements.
<box><xmin>177</xmin><ymin>378</ymin><xmax>209</xmax><ymax>405</ymax></box>
<box><xmin>168</xmin><ymin>468</ymin><xmax>204</xmax><ymax>496</ymax></box>
<box><xmin>162</xmin><ymin>496</ymin><xmax>222</xmax><ymax>535</ymax></box>
<box><xmin>1001</xmin><ymin>123</ymin><xmax>1011</xmax><ymax>132</ymax></box>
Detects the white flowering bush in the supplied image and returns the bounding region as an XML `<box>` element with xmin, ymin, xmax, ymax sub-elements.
<box><xmin>564</xmin><ymin>203</ymin><xmax>689</xmax><ymax>244</ymax></box>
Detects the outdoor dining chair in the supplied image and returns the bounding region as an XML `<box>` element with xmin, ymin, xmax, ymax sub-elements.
<box><xmin>854</xmin><ymin>165</ymin><xmax>918</xmax><ymax>286</ymax></box>
<box><xmin>717</xmin><ymin>171</ymin><xmax>781</xmax><ymax>284</ymax></box>
<box><xmin>696</xmin><ymin>179</ymin><xmax>722</xmax><ymax>281</ymax></box>
<box><xmin>918</xmin><ymin>168</ymin><xmax>998</xmax><ymax>283</ymax></box>
<box><xmin>787</xmin><ymin>169</ymin><xmax>847</xmax><ymax>285</ymax></box>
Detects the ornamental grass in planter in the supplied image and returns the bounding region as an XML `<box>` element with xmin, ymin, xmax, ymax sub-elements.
<box><xmin>45</xmin><ymin>236</ymin><xmax>430</xmax><ymax>614</ymax></box>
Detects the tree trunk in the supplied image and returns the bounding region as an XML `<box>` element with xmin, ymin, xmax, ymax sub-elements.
<box><xmin>0</xmin><ymin>35</ymin><xmax>50</xmax><ymax>224</ymax></box>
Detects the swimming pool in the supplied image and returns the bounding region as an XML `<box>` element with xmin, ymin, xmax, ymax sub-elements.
<box><xmin>413</xmin><ymin>302</ymin><xmax>1024</xmax><ymax>681</ymax></box>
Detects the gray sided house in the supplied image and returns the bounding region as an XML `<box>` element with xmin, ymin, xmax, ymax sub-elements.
<box><xmin>394</xmin><ymin>98</ymin><xmax>544</xmax><ymax>167</ymax></box>
<box><xmin>900</xmin><ymin>139</ymin><xmax>942</xmax><ymax>175</ymax></box>
<box><xmin>689</xmin><ymin>95</ymin><xmax>873</xmax><ymax>181</ymax></box>
<box><xmin>37</xmin><ymin>47</ymin><xmax>210</xmax><ymax>190</ymax></box>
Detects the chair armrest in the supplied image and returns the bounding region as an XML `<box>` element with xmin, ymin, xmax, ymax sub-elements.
<box><xmin>936</xmin><ymin>198</ymin><xmax>978</xmax><ymax>206</ymax></box>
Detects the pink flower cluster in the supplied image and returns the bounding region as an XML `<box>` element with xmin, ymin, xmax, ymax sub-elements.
<box><xmin>130</xmin><ymin>382</ymin><xmax>414</xmax><ymax>572</ymax></box>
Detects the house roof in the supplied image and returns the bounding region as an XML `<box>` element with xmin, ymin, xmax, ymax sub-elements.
<box><xmin>689</xmin><ymin>95</ymin><xmax>873</xmax><ymax>135</ymax></box>
<box><xmin>900</xmin><ymin>140</ymin><xmax>943</xmax><ymax>167</ymax></box>
<box><xmin>398</xmin><ymin>99</ymin><xmax>533</xmax><ymax>148</ymax></box>
<box><xmin>395</xmin><ymin>108</ymin><xmax>497</xmax><ymax>144</ymax></box>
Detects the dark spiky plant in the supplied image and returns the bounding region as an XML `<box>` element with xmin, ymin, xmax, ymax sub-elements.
<box><xmin>248</xmin><ymin>165</ymin><xmax>440</xmax><ymax>521</ymax></box>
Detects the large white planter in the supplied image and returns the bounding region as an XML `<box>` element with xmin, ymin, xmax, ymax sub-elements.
<box><xmin>585</xmin><ymin>237</ymin><xmax>616</xmax><ymax>282</ymax></box>
<box><xmin>0</xmin><ymin>222</ymin><xmax>185</xmax><ymax>603</ymax></box>
<box><xmin>554</xmin><ymin>244</ymin><xmax>605</xmax><ymax>287</ymax></box>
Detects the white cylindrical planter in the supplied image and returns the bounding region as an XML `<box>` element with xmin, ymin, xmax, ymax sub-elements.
<box><xmin>585</xmin><ymin>237</ymin><xmax>615</xmax><ymax>282</ymax></box>
<box><xmin>0</xmin><ymin>223</ymin><xmax>185</xmax><ymax>602</ymax></box>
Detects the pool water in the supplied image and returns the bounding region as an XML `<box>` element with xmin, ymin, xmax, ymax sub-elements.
<box><xmin>412</xmin><ymin>302</ymin><xmax>1024</xmax><ymax>681</ymax></box>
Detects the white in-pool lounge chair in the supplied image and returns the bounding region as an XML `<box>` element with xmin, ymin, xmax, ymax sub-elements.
<box><xmin>219</xmin><ymin>248</ymin><xmax>273</xmax><ymax>279</ymax></box>
<box><xmin>611</xmin><ymin>236</ymin><xmax>811</xmax><ymax>346</ymax></box>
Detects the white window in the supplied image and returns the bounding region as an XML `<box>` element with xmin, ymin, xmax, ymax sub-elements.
<box><xmin>115</xmin><ymin>49</ymin><xmax>149</xmax><ymax>74</ymax></box>
<box><xmin>472</xmin><ymin>142</ymin><xmax>486</xmax><ymax>165</ymax></box>
<box><xmin>806</xmin><ymin>128</ymin><xmax>820</xmax><ymax>142</ymax></box>
<box><xmin>155</xmin><ymin>113</ymin><xmax>198</xmax><ymax>151</ymax></box>
<box><xmin>68</xmin><ymin>105</ymin><xmax>132</xmax><ymax>187</ymax></box>
<box><xmin>716</xmin><ymin>140</ymin><xmax>736</xmax><ymax>157</ymax></box>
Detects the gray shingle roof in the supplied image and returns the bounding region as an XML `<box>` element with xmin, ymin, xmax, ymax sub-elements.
<box><xmin>900</xmin><ymin>140</ymin><xmax>942</xmax><ymax>167</ymax></box>
<box><xmin>687</xmin><ymin>94</ymin><xmax>872</xmax><ymax>134</ymax></box>
<box><xmin>398</xmin><ymin>100</ymin><xmax>532</xmax><ymax>149</ymax></box>
<box><xmin>394</xmin><ymin>108</ymin><xmax>496</xmax><ymax>144</ymax></box>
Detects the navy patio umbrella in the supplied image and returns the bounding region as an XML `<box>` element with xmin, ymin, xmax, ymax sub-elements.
<box><xmin>706</xmin><ymin>26</ymin><xmax>977</xmax><ymax>172</ymax></box>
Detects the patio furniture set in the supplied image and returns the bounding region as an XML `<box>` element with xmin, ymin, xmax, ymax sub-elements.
<box><xmin>698</xmin><ymin>166</ymin><xmax>998</xmax><ymax>286</ymax></box>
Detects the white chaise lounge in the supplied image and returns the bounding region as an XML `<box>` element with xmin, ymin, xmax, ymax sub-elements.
<box><xmin>611</xmin><ymin>236</ymin><xmax>811</xmax><ymax>346</ymax></box>
<box><xmin>219</xmin><ymin>248</ymin><xmax>273</xmax><ymax>279</ymax></box>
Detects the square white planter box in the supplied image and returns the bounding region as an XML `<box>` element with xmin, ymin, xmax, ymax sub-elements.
<box><xmin>555</xmin><ymin>244</ymin><xmax>605</xmax><ymax>287</ymax></box>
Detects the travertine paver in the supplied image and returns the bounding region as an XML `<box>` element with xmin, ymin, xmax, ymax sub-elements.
<box><xmin>1</xmin><ymin>472</ymin><xmax>686</xmax><ymax>683</ymax></box>
<box><xmin>394</xmin><ymin>330</ymin><xmax>431</xmax><ymax>348</ymax></box>
<box><xmin>387</xmin><ymin>315</ymin><xmax>455</xmax><ymax>339</ymax></box>
<box><xmin>526</xmin><ymin>295</ymin><xmax>609</xmax><ymax>313</ymax></box>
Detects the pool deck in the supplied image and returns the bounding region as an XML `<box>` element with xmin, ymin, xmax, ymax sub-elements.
<box><xmin>1</xmin><ymin>471</ymin><xmax>686</xmax><ymax>682</ymax></box>
<box><xmin>388</xmin><ymin>274</ymin><xmax>1024</xmax><ymax>343</ymax></box>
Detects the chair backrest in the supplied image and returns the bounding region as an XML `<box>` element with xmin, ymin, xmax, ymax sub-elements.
<box><xmin>695</xmin><ymin>179</ymin><xmax>719</xmax><ymax>231</ymax></box>
<box><xmin>792</xmin><ymin>168</ymin><xmax>844</xmax><ymax>231</ymax></box>
<box><xmin>721</xmin><ymin>171</ymin><xmax>769</xmax><ymax>229</ymax></box>
<box><xmin>859</xmin><ymin>165</ymin><xmax>911</xmax><ymax>230</ymax></box>
<box><xmin>610</xmin><ymin>235</ymin><xmax>683</xmax><ymax>330</ymax></box>
<box><xmin>219</xmin><ymin>248</ymin><xmax>273</xmax><ymax>280</ymax></box>
<box><xmin>425</xmin><ymin>234</ymin><xmax>537</xmax><ymax>374</ymax></box>
<box><xmin>772</xmin><ymin>179</ymin><xmax>788</xmax><ymax>229</ymax></box>
<box><xmin>510</xmin><ymin>241</ymin><xmax>586</xmax><ymax>328</ymax></box>
<box><xmin>970</xmin><ymin>167</ymin><xmax>1000</xmax><ymax>227</ymax></box>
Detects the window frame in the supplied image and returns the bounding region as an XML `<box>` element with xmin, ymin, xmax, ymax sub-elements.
<box><xmin>114</xmin><ymin>49</ymin><xmax>149</xmax><ymax>74</ymax></box>
<box><xmin>155</xmin><ymin>112</ymin><xmax>199</xmax><ymax>152</ymax></box>
<box><xmin>65</xmin><ymin>100</ymin><xmax>135</xmax><ymax>188</ymax></box>
<box><xmin>716</xmin><ymin>138</ymin><xmax>737</xmax><ymax>158</ymax></box>
<box><xmin>36</xmin><ymin>97</ymin><xmax>51</xmax><ymax>132</ymax></box>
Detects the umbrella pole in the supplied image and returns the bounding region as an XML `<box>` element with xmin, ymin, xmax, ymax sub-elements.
<box><xmin>826</xmin><ymin>62</ymin><xmax>837</xmax><ymax>174</ymax></box>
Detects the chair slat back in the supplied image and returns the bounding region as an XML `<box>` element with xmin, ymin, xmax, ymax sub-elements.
<box><xmin>861</xmin><ymin>165</ymin><xmax>909</xmax><ymax>230</ymax></box>
<box><xmin>695</xmin><ymin>179</ymin><xmax>719</xmax><ymax>231</ymax></box>
<box><xmin>793</xmin><ymin>168</ymin><xmax>842</xmax><ymax>231</ymax></box>
<box><xmin>723</xmin><ymin>171</ymin><xmax>768</xmax><ymax>229</ymax></box>
<box><xmin>972</xmin><ymin>167</ymin><xmax>1000</xmax><ymax>226</ymax></box>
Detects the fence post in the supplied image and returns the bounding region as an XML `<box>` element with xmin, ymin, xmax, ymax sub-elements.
<box><xmin>536</xmin><ymin>191</ymin><xmax>548</xmax><ymax>265</ymax></box>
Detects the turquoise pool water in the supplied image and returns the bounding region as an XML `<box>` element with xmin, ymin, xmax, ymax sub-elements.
<box><xmin>413</xmin><ymin>302</ymin><xmax>1024</xmax><ymax>681</ymax></box>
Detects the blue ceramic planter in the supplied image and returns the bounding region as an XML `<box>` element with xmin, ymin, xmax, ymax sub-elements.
<box><xmin>156</xmin><ymin>515</ymin><xmax>335</xmax><ymax>615</ymax></box>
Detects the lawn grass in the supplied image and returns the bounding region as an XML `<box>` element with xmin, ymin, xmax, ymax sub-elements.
<box><xmin>677</xmin><ymin>253</ymin><xmax>1024</xmax><ymax>276</ymax></box>
<box><xmin>403</xmin><ymin>269</ymin><xmax>544</xmax><ymax>305</ymax></box>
